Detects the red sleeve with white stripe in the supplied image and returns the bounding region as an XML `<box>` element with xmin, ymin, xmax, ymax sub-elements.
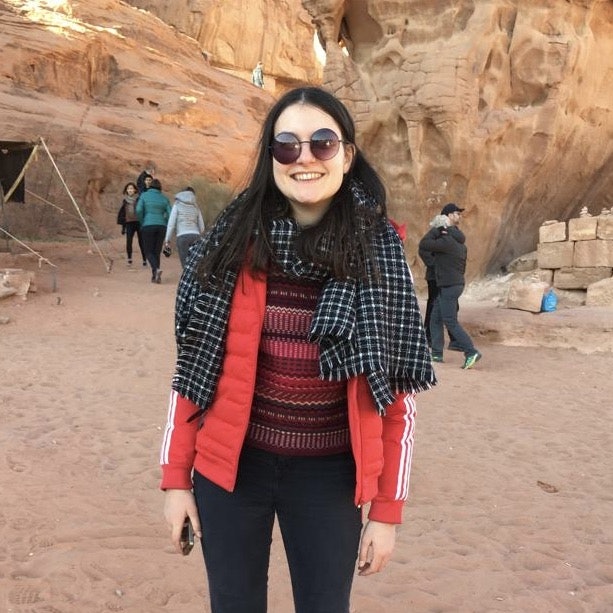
<box><xmin>159</xmin><ymin>390</ymin><xmax>200</xmax><ymax>490</ymax></box>
<box><xmin>368</xmin><ymin>392</ymin><xmax>416</xmax><ymax>524</ymax></box>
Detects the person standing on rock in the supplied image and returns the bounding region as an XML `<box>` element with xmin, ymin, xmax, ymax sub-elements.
<box><xmin>136</xmin><ymin>178</ymin><xmax>171</xmax><ymax>284</ymax></box>
<box><xmin>419</xmin><ymin>203</ymin><xmax>482</xmax><ymax>369</ymax></box>
<box><xmin>160</xmin><ymin>86</ymin><xmax>435</xmax><ymax>613</ymax></box>
<box><xmin>251</xmin><ymin>60</ymin><xmax>264</xmax><ymax>88</ymax></box>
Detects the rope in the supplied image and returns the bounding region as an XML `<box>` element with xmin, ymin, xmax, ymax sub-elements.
<box><xmin>0</xmin><ymin>225</ymin><xmax>57</xmax><ymax>268</ymax></box>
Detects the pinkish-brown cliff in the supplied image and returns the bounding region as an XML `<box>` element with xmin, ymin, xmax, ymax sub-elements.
<box><xmin>304</xmin><ymin>0</ymin><xmax>613</xmax><ymax>276</ymax></box>
<box><xmin>2</xmin><ymin>0</ymin><xmax>613</xmax><ymax>281</ymax></box>
<box><xmin>125</xmin><ymin>0</ymin><xmax>322</xmax><ymax>89</ymax></box>
<box><xmin>0</xmin><ymin>0</ymin><xmax>289</xmax><ymax>237</ymax></box>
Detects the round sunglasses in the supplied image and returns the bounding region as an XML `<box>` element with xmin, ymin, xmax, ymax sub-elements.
<box><xmin>270</xmin><ymin>128</ymin><xmax>349</xmax><ymax>165</ymax></box>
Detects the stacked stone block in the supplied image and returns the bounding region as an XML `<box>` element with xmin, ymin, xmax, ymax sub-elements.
<box><xmin>537</xmin><ymin>210</ymin><xmax>613</xmax><ymax>306</ymax></box>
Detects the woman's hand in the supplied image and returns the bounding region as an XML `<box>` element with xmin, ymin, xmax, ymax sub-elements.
<box><xmin>164</xmin><ymin>489</ymin><xmax>202</xmax><ymax>554</ymax></box>
<box><xmin>357</xmin><ymin>520</ymin><xmax>396</xmax><ymax>576</ymax></box>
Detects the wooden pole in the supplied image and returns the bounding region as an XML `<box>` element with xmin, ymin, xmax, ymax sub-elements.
<box><xmin>3</xmin><ymin>143</ymin><xmax>40</xmax><ymax>202</ymax></box>
<box><xmin>38</xmin><ymin>137</ymin><xmax>113</xmax><ymax>273</ymax></box>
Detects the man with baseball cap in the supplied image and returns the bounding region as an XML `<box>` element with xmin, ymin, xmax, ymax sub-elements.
<box><xmin>440</xmin><ymin>203</ymin><xmax>465</xmax><ymax>233</ymax></box>
<box><xmin>418</xmin><ymin>203</ymin><xmax>482</xmax><ymax>369</ymax></box>
<box><xmin>439</xmin><ymin>203</ymin><xmax>465</xmax><ymax>350</ymax></box>
<box><xmin>440</xmin><ymin>203</ymin><xmax>465</xmax><ymax>216</ymax></box>
<box><xmin>418</xmin><ymin>214</ymin><xmax>459</xmax><ymax>349</ymax></box>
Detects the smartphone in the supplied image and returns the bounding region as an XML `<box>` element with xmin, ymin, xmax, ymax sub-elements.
<box><xmin>180</xmin><ymin>517</ymin><xmax>195</xmax><ymax>556</ymax></box>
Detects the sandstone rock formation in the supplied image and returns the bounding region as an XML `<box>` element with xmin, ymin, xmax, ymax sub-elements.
<box><xmin>303</xmin><ymin>0</ymin><xmax>613</xmax><ymax>278</ymax></box>
<box><xmin>125</xmin><ymin>0</ymin><xmax>322</xmax><ymax>89</ymax></box>
<box><xmin>2</xmin><ymin>0</ymin><xmax>613</xmax><ymax>283</ymax></box>
<box><xmin>0</xmin><ymin>0</ymin><xmax>289</xmax><ymax>236</ymax></box>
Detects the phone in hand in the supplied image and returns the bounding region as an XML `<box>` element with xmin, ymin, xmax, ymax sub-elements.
<box><xmin>180</xmin><ymin>517</ymin><xmax>195</xmax><ymax>556</ymax></box>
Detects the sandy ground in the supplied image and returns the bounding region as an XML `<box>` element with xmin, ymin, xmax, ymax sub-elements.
<box><xmin>1</xmin><ymin>238</ymin><xmax>612</xmax><ymax>613</ymax></box>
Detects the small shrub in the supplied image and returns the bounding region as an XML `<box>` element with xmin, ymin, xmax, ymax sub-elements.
<box><xmin>175</xmin><ymin>177</ymin><xmax>234</xmax><ymax>226</ymax></box>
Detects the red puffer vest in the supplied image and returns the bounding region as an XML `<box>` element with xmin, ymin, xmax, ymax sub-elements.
<box><xmin>160</xmin><ymin>264</ymin><xmax>417</xmax><ymax>524</ymax></box>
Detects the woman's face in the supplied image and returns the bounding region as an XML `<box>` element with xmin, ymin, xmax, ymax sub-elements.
<box><xmin>272</xmin><ymin>103</ymin><xmax>354</xmax><ymax>227</ymax></box>
<box><xmin>126</xmin><ymin>184</ymin><xmax>137</xmax><ymax>196</ymax></box>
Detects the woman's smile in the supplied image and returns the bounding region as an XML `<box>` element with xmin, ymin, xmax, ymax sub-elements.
<box><xmin>291</xmin><ymin>172</ymin><xmax>324</xmax><ymax>181</ymax></box>
<box><xmin>272</xmin><ymin>103</ymin><xmax>354</xmax><ymax>227</ymax></box>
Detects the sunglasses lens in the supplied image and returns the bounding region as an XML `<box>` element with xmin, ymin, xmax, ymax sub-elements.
<box><xmin>309</xmin><ymin>128</ymin><xmax>340</xmax><ymax>161</ymax></box>
<box><xmin>271</xmin><ymin>133</ymin><xmax>301</xmax><ymax>164</ymax></box>
<box><xmin>271</xmin><ymin>129</ymin><xmax>343</xmax><ymax>164</ymax></box>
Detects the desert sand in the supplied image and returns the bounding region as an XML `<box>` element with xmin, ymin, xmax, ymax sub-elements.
<box><xmin>1</xmin><ymin>238</ymin><xmax>612</xmax><ymax>613</ymax></box>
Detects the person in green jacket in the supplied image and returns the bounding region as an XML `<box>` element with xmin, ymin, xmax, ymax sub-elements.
<box><xmin>136</xmin><ymin>178</ymin><xmax>172</xmax><ymax>283</ymax></box>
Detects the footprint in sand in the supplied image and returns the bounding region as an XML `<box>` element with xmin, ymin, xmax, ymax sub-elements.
<box><xmin>81</xmin><ymin>560</ymin><xmax>112</xmax><ymax>582</ymax></box>
<box><xmin>8</xmin><ymin>584</ymin><xmax>41</xmax><ymax>605</ymax></box>
<box><xmin>144</xmin><ymin>585</ymin><xmax>171</xmax><ymax>606</ymax></box>
<box><xmin>30</xmin><ymin>534</ymin><xmax>55</xmax><ymax>550</ymax></box>
<box><xmin>6</xmin><ymin>456</ymin><xmax>27</xmax><ymax>473</ymax></box>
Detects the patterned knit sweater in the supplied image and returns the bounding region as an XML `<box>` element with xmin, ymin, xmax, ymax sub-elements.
<box><xmin>245</xmin><ymin>268</ymin><xmax>350</xmax><ymax>455</ymax></box>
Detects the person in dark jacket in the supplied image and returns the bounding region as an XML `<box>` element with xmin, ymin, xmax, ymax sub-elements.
<box><xmin>136</xmin><ymin>162</ymin><xmax>155</xmax><ymax>194</ymax></box>
<box><xmin>418</xmin><ymin>213</ymin><xmax>458</xmax><ymax>349</ymax></box>
<box><xmin>419</xmin><ymin>205</ymin><xmax>482</xmax><ymax>369</ymax></box>
<box><xmin>117</xmin><ymin>182</ymin><xmax>147</xmax><ymax>267</ymax></box>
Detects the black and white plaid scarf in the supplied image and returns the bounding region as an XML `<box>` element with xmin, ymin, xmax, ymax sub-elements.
<box><xmin>172</xmin><ymin>184</ymin><xmax>435</xmax><ymax>415</ymax></box>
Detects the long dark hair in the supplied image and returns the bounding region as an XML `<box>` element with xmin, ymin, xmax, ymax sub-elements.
<box><xmin>197</xmin><ymin>87</ymin><xmax>387</xmax><ymax>284</ymax></box>
<box><xmin>122</xmin><ymin>182</ymin><xmax>137</xmax><ymax>195</ymax></box>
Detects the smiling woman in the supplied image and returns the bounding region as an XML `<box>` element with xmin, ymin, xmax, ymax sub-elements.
<box><xmin>160</xmin><ymin>86</ymin><xmax>435</xmax><ymax>613</ymax></box>
<box><xmin>271</xmin><ymin>104</ymin><xmax>354</xmax><ymax>227</ymax></box>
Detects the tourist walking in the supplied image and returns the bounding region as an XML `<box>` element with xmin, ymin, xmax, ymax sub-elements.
<box><xmin>117</xmin><ymin>182</ymin><xmax>146</xmax><ymax>267</ymax></box>
<box><xmin>418</xmin><ymin>213</ymin><xmax>458</xmax><ymax>349</ymax></box>
<box><xmin>136</xmin><ymin>178</ymin><xmax>171</xmax><ymax>283</ymax></box>
<box><xmin>136</xmin><ymin>161</ymin><xmax>156</xmax><ymax>194</ymax></box>
<box><xmin>418</xmin><ymin>203</ymin><xmax>482</xmax><ymax>369</ymax></box>
<box><xmin>163</xmin><ymin>188</ymin><xmax>205</xmax><ymax>268</ymax></box>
